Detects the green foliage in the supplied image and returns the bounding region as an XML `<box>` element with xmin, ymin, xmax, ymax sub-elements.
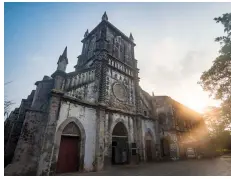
<box><xmin>199</xmin><ymin>13</ymin><xmax>231</xmax><ymax>151</ymax></box>
<box><xmin>203</xmin><ymin>107</ymin><xmax>223</xmax><ymax>136</ymax></box>
<box><xmin>203</xmin><ymin>106</ymin><xmax>231</xmax><ymax>150</ymax></box>
<box><xmin>199</xmin><ymin>13</ymin><xmax>231</xmax><ymax>127</ymax></box>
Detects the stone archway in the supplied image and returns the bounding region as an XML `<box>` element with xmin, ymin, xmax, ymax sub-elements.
<box><xmin>54</xmin><ymin>117</ymin><xmax>85</xmax><ymax>174</ymax></box>
<box><xmin>111</xmin><ymin>122</ymin><xmax>129</xmax><ymax>165</ymax></box>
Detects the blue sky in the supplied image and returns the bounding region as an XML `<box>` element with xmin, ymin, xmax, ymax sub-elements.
<box><xmin>4</xmin><ymin>2</ymin><xmax>231</xmax><ymax>113</ymax></box>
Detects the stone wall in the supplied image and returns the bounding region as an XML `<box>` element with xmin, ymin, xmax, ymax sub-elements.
<box><xmin>4</xmin><ymin>110</ymin><xmax>48</xmax><ymax>175</ymax></box>
<box><xmin>161</xmin><ymin>131</ymin><xmax>180</xmax><ymax>160</ymax></box>
<box><xmin>4</xmin><ymin>109</ymin><xmax>18</xmax><ymax>148</ymax></box>
<box><xmin>4</xmin><ymin>90</ymin><xmax>35</xmax><ymax>168</ymax></box>
<box><xmin>65</xmin><ymin>82</ymin><xmax>98</xmax><ymax>103</ymax></box>
<box><xmin>4</xmin><ymin>108</ymin><xmax>19</xmax><ymax>166</ymax></box>
<box><xmin>31</xmin><ymin>77</ymin><xmax>53</xmax><ymax>110</ymax></box>
<box><xmin>4</xmin><ymin>76</ymin><xmax>53</xmax><ymax>175</ymax></box>
<box><xmin>4</xmin><ymin>117</ymin><xmax>12</xmax><ymax>150</ymax></box>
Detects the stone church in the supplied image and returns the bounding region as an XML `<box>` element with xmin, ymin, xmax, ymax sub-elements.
<box><xmin>4</xmin><ymin>12</ymin><xmax>207</xmax><ymax>175</ymax></box>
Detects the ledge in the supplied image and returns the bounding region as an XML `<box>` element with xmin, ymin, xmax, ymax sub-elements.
<box><xmin>51</xmin><ymin>70</ymin><xmax>67</xmax><ymax>78</ymax></box>
<box><xmin>25</xmin><ymin>108</ymin><xmax>47</xmax><ymax>114</ymax></box>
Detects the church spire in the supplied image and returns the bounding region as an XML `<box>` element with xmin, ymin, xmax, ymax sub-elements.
<box><xmin>129</xmin><ymin>33</ymin><xmax>134</xmax><ymax>41</ymax></box>
<box><xmin>62</xmin><ymin>46</ymin><xmax>67</xmax><ymax>58</ymax></box>
<box><xmin>102</xmin><ymin>11</ymin><xmax>108</xmax><ymax>21</ymax></box>
<box><xmin>84</xmin><ymin>29</ymin><xmax>89</xmax><ymax>38</ymax></box>
<box><xmin>57</xmin><ymin>46</ymin><xmax>68</xmax><ymax>72</ymax></box>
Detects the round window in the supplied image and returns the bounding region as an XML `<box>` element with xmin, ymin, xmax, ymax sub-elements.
<box><xmin>112</xmin><ymin>83</ymin><xmax>127</xmax><ymax>102</ymax></box>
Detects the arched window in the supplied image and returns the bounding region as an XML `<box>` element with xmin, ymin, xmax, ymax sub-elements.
<box><xmin>112</xmin><ymin>122</ymin><xmax>127</xmax><ymax>136</ymax></box>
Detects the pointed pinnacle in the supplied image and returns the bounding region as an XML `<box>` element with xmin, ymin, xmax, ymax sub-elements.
<box><xmin>62</xmin><ymin>46</ymin><xmax>67</xmax><ymax>58</ymax></box>
<box><xmin>129</xmin><ymin>33</ymin><xmax>134</xmax><ymax>41</ymax></box>
<box><xmin>102</xmin><ymin>11</ymin><xmax>108</xmax><ymax>21</ymax></box>
<box><xmin>84</xmin><ymin>29</ymin><xmax>89</xmax><ymax>38</ymax></box>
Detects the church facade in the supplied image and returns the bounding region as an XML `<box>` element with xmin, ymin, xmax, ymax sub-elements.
<box><xmin>4</xmin><ymin>12</ymin><xmax>207</xmax><ymax>176</ymax></box>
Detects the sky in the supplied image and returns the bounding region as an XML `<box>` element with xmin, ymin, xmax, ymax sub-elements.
<box><xmin>4</xmin><ymin>2</ymin><xmax>231</xmax><ymax>113</ymax></box>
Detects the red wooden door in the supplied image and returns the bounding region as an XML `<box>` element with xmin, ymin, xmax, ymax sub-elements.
<box><xmin>56</xmin><ymin>135</ymin><xmax>80</xmax><ymax>173</ymax></box>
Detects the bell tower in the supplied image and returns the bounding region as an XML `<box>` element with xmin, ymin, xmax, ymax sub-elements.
<box><xmin>73</xmin><ymin>12</ymin><xmax>140</xmax><ymax>113</ymax></box>
<box><xmin>74</xmin><ymin>12</ymin><xmax>136</xmax><ymax>69</ymax></box>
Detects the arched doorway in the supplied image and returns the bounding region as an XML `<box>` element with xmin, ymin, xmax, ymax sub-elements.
<box><xmin>56</xmin><ymin>122</ymin><xmax>81</xmax><ymax>173</ymax></box>
<box><xmin>111</xmin><ymin>122</ymin><xmax>129</xmax><ymax>165</ymax></box>
<box><xmin>145</xmin><ymin>131</ymin><xmax>154</xmax><ymax>162</ymax></box>
<box><xmin>161</xmin><ymin>137</ymin><xmax>170</xmax><ymax>158</ymax></box>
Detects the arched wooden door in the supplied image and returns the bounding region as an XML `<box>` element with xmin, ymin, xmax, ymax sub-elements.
<box><xmin>161</xmin><ymin>137</ymin><xmax>170</xmax><ymax>158</ymax></box>
<box><xmin>145</xmin><ymin>132</ymin><xmax>153</xmax><ymax>162</ymax></box>
<box><xmin>111</xmin><ymin>122</ymin><xmax>129</xmax><ymax>165</ymax></box>
<box><xmin>56</xmin><ymin>122</ymin><xmax>81</xmax><ymax>174</ymax></box>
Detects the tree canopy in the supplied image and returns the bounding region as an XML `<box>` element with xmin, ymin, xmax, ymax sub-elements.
<box><xmin>199</xmin><ymin>13</ymin><xmax>231</xmax><ymax>127</ymax></box>
<box><xmin>203</xmin><ymin>106</ymin><xmax>231</xmax><ymax>150</ymax></box>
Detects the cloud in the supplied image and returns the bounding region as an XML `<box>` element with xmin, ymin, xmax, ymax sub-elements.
<box><xmin>138</xmin><ymin>36</ymin><xmax>219</xmax><ymax>112</ymax></box>
<box><xmin>138</xmin><ymin>37</ymin><xmax>188</xmax><ymax>92</ymax></box>
<box><xmin>179</xmin><ymin>48</ymin><xmax>218</xmax><ymax>78</ymax></box>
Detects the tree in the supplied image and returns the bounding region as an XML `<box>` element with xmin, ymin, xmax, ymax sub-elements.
<box><xmin>4</xmin><ymin>82</ymin><xmax>14</xmax><ymax>118</ymax></box>
<box><xmin>203</xmin><ymin>107</ymin><xmax>223</xmax><ymax>136</ymax></box>
<box><xmin>199</xmin><ymin>13</ymin><xmax>231</xmax><ymax>127</ymax></box>
<box><xmin>203</xmin><ymin>106</ymin><xmax>231</xmax><ymax>151</ymax></box>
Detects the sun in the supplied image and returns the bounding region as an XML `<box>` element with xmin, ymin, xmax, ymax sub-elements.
<box><xmin>181</xmin><ymin>97</ymin><xmax>220</xmax><ymax>114</ymax></box>
<box><xmin>183</xmin><ymin>99</ymin><xmax>207</xmax><ymax>113</ymax></box>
